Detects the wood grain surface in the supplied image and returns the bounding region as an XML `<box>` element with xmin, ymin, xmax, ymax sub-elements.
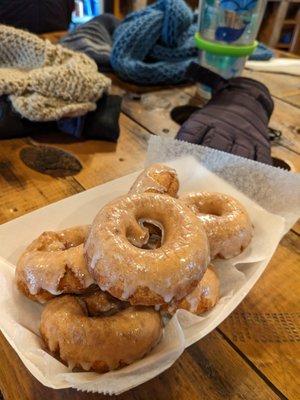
<box><xmin>0</xmin><ymin>68</ymin><xmax>299</xmax><ymax>400</ymax></box>
<box><xmin>0</xmin><ymin>329</ymin><xmax>283</xmax><ymax>400</ymax></box>
<box><xmin>243</xmin><ymin>70</ymin><xmax>300</xmax><ymax>108</ymax></box>
<box><xmin>220</xmin><ymin>231</ymin><xmax>300</xmax><ymax>399</ymax></box>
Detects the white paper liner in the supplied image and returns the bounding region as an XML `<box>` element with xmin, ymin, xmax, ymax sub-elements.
<box><xmin>0</xmin><ymin>150</ymin><xmax>299</xmax><ymax>395</ymax></box>
<box><xmin>147</xmin><ymin>137</ymin><xmax>300</xmax><ymax>231</ymax></box>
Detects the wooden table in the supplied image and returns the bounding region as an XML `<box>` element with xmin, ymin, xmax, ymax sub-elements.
<box><xmin>0</xmin><ymin>68</ymin><xmax>299</xmax><ymax>400</ymax></box>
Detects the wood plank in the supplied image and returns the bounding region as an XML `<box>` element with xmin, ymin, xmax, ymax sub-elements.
<box><xmin>290</xmin><ymin>9</ymin><xmax>300</xmax><ymax>53</ymax></box>
<box><xmin>292</xmin><ymin>221</ymin><xmax>300</xmax><ymax>235</ymax></box>
<box><xmin>220</xmin><ymin>230</ymin><xmax>300</xmax><ymax>400</ymax></box>
<box><xmin>284</xmin><ymin>93</ymin><xmax>300</xmax><ymax>107</ymax></box>
<box><xmin>109</xmin><ymin>73</ymin><xmax>193</xmax><ymax>95</ymax></box>
<box><xmin>243</xmin><ymin>70</ymin><xmax>300</xmax><ymax>108</ymax></box>
<box><xmin>0</xmin><ymin>138</ymin><xmax>84</xmax><ymax>225</ymax></box>
<box><xmin>274</xmin><ymin>49</ymin><xmax>300</xmax><ymax>59</ymax></box>
<box><xmin>112</xmin><ymin>85</ymin><xmax>198</xmax><ymax>137</ymax></box>
<box><xmin>0</xmin><ymin>331</ymin><xmax>282</xmax><ymax>400</ymax></box>
<box><xmin>110</xmin><ymin>68</ymin><xmax>300</xmax><ymax>109</ymax></box>
<box><xmin>276</xmin><ymin>44</ymin><xmax>290</xmax><ymax>50</ymax></box>
<box><xmin>74</xmin><ymin>113</ymin><xmax>149</xmax><ymax>188</ymax></box>
<box><xmin>266</xmin><ymin>1</ymin><xmax>289</xmax><ymax>48</ymax></box>
<box><xmin>270</xmin><ymin>98</ymin><xmax>300</xmax><ymax>154</ymax></box>
<box><xmin>271</xmin><ymin>145</ymin><xmax>300</xmax><ymax>172</ymax></box>
<box><xmin>29</xmin><ymin>114</ymin><xmax>150</xmax><ymax>189</ymax></box>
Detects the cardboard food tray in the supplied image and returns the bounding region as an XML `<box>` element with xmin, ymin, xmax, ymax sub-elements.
<box><xmin>0</xmin><ymin>154</ymin><xmax>298</xmax><ymax>395</ymax></box>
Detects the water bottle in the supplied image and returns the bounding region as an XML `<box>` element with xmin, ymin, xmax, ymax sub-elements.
<box><xmin>195</xmin><ymin>0</ymin><xmax>266</xmax><ymax>82</ymax></box>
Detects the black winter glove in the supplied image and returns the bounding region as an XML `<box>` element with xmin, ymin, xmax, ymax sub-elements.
<box><xmin>176</xmin><ymin>63</ymin><xmax>274</xmax><ymax>165</ymax></box>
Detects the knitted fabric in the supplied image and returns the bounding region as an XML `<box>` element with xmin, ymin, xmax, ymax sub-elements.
<box><xmin>110</xmin><ymin>0</ymin><xmax>198</xmax><ymax>85</ymax></box>
<box><xmin>249</xmin><ymin>43</ymin><xmax>274</xmax><ymax>61</ymax></box>
<box><xmin>60</xmin><ymin>14</ymin><xmax>120</xmax><ymax>72</ymax></box>
<box><xmin>0</xmin><ymin>24</ymin><xmax>111</xmax><ymax>121</ymax></box>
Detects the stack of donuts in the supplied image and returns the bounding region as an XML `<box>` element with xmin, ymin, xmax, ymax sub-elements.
<box><xmin>15</xmin><ymin>164</ymin><xmax>253</xmax><ymax>373</ymax></box>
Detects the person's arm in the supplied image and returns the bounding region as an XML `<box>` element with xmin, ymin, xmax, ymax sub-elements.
<box><xmin>0</xmin><ymin>0</ymin><xmax>75</xmax><ymax>33</ymax></box>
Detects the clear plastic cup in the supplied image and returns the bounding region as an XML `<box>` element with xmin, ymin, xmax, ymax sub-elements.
<box><xmin>199</xmin><ymin>0</ymin><xmax>266</xmax><ymax>45</ymax></box>
<box><xmin>195</xmin><ymin>0</ymin><xmax>266</xmax><ymax>83</ymax></box>
<box><xmin>199</xmin><ymin>51</ymin><xmax>247</xmax><ymax>79</ymax></box>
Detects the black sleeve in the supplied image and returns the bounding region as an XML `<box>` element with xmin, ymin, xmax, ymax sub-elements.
<box><xmin>0</xmin><ymin>0</ymin><xmax>74</xmax><ymax>34</ymax></box>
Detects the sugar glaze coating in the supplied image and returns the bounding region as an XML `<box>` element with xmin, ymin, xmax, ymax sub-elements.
<box><xmin>16</xmin><ymin>226</ymin><xmax>94</xmax><ymax>303</ymax></box>
<box><xmin>181</xmin><ymin>192</ymin><xmax>253</xmax><ymax>259</ymax></box>
<box><xmin>166</xmin><ymin>265</ymin><xmax>220</xmax><ymax>315</ymax></box>
<box><xmin>129</xmin><ymin>163</ymin><xmax>179</xmax><ymax>197</ymax></box>
<box><xmin>85</xmin><ymin>193</ymin><xmax>210</xmax><ymax>305</ymax></box>
<box><xmin>40</xmin><ymin>293</ymin><xmax>162</xmax><ymax>372</ymax></box>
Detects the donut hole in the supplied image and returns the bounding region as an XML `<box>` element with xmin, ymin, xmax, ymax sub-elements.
<box><xmin>193</xmin><ymin>203</ymin><xmax>222</xmax><ymax>218</ymax></box>
<box><xmin>126</xmin><ymin>218</ymin><xmax>164</xmax><ymax>250</ymax></box>
<box><xmin>141</xmin><ymin>221</ymin><xmax>163</xmax><ymax>250</ymax></box>
<box><xmin>127</xmin><ymin>219</ymin><xmax>164</xmax><ymax>250</ymax></box>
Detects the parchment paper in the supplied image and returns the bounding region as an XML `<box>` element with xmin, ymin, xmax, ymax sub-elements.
<box><xmin>0</xmin><ymin>146</ymin><xmax>299</xmax><ymax>394</ymax></box>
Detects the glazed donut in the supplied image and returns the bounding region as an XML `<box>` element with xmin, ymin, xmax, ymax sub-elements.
<box><xmin>40</xmin><ymin>294</ymin><xmax>162</xmax><ymax>372</ymax></box>
<box><xmin>181</xmin><ymin>192</ymin><xmax>253</xmax><ymax>259</ymax></box>
<box><xmin>16</xmin><ymin>226</ymin><xmax>94</xmax><ymax>303</ymax></box>
<box><xmin>129</xmin><ymin>163</ymin><xmax>179</xmax><ymax>197</ymax></box>
<box><xmin>166</xmin><ymin>265</ymin><xmax>220</xmax><ymax>315</ymax></box>
<box><xmin>85</xmin><ymin>193</ymin><xmax>210</xmax><ymax>305</ymax></box>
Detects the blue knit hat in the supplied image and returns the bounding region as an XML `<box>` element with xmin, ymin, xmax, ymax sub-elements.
<box><xmin>110</xmin><ymin>0</ymin><xmax>198</xmax><ymax>85</ymax></box>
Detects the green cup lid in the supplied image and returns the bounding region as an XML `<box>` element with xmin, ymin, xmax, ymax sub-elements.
<box><xmin>195</xmin><ymin>32</ymin><xmax>258</xmax><ymax>57</ymax></box>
